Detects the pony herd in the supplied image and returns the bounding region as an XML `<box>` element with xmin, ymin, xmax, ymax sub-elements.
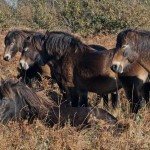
<box><xmin>1</xmin><ymin>28</ymin><xmax>150</xmax><ymax>128</ymax></box>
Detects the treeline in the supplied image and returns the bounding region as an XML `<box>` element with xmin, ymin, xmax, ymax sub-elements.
<box><xmin>0</xmin><ymin>0</ymin><xmax>150</xmax><ymax>36</ymax></box>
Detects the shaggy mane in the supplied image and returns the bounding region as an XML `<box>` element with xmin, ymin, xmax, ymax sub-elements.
<box><xmin>43</xmin><ymin>31</ymin><xmax>93</xmax><ymax>57</ymax></box>
<box><xmin>116</xmin><ymin>29</ymin><xmax>150</xmax><ymax>52</ymax></box>
<box><xmin>26</xmin><ymin>33</ymin><xmax>44</xmax><ymax>51</ymax></box>
<box><xmin>0</xmin><ymin>80</ymin><xmax>56</xmax><ymax>114</ymax></box>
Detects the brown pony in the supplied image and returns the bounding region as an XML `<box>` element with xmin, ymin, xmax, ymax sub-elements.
<box><xmin>110</xmin><ymin>29</ymin><xmax>150</xmax><ymax>109</ymax></box>
<box><xmin>3</xmin><ymin>29</ymin><xmax>50</xmax><ymax>85</ymax></box>
<box><xmin>20</xmin><ymin>31</ymin><xmax>149</xmax><ymax>113</ymax></box>
<box><xmin>0</xmin><ymin>79</ymin><xmax>118</xmax><ymax>127</ymax></box>
<box><xmin>111</xmin><ymin>29</ymin><xmax>150</xmax><ymax>73</ymax></box>
<box><xmin>20</xmin><ymin>33</ymin><xmax>119</xmax><ymax>109</ymax></box>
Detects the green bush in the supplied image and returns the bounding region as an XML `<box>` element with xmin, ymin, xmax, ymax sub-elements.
<box><xmin>0</xmin><ymin>0</ymin><xmax>149</xmax><ymax>36</ymax></box>
<box><xmin>0</xmin><ymin>1</ymin><xmax>14</xmax><ymax>28</ymax></box>
<box><xmin>59</xmin><ymin>0</ymin><xmax>150</xmax><ymax>36</ymax></box>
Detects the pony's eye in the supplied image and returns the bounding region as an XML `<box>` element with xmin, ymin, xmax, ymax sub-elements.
<box><xmin>10</xmin><ymin>42</ymin><xmax>14</xmax><ymax>46</ymax></box>
<box><xmin>123</xmin><ymin>50</ymin><xmax>128</xmax><ymax>57</ymax></box>
<box><xmin>122</xmin><ymin>45</ymin><xmax>126</xmax><ymax>49</ymax></box>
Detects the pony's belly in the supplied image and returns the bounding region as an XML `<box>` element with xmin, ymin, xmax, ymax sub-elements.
<box><xmin>76</xmin><ymin>76</ymin><xmax>122</xmax><ymax>94</ymax></box>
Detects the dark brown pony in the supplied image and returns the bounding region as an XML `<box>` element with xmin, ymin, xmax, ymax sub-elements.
<box><xmin>20</xmin><ymin>33</ymin><xmax>119</xmax><ymax>109</ymax></box>
<box><xmin>0</xmin><ymin>79</ymin><xmax>118</xmax><ymax>127</ymax></box>
<box><xmin>3</xmin><ymin>29</ymin><xmax>50</xmax><ymax>85</ymax></box>
<box><xmin>20</xmin><ymin>31</ymin><xmax>149</xmax><ymax>113</ymax></box>
<box><xmin>111</xmin><ymin>29</ymin><xmax>150</xmax><ymax>73</ymax></box>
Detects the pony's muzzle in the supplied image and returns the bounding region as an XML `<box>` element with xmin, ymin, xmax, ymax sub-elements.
<box><xmin>110</xmin><ymin>64</ymin><xmax>123</xmax><ymax>73</ymax></box>
<box><xmin>3</xmin><ymin>54</ymin><xmax>11</xmax><ymax>61</ymax></box>
<box><xmin>19</xmin><ymin>60</ymin><xmax>29</xmax><ymax>70</ymax></box>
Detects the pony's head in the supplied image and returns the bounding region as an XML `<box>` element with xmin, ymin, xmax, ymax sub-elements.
<box><xmin>0</xmin><ymin>79</ymin><xmax>54</xmax><ymax>124</ymax></box>
<box><xmin>19</xmin><ymin>34</ymin><xmax>45</xmax><ymax>70</ymax></box>
<box><xmin>111</xmin><ymin>29</ymin><xmax>139</xmax><ymax>73</ymax></box>
<box><xmin>3</xmin><ymin>30</ymin><xmax>24</xmax><ymax>61</ymax></box>
<box><xmin>3</xmin><ymin>30</ymin><xmax>37</xmax><ymax>61</ymax></box>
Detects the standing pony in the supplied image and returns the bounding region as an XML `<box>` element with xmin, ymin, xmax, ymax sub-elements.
<box><xmin>111</xmin><ymin>28</ymin><xmax>150</xmax><ymax>73</ymax></box>
<box><xmin>111</xmin><ymin>29</ymin><xmax>150</xmax><ymax>110</ymax></box>
<box><xmin>20</xmin><ymin>33</ymin><xmax>119</xmax><ymax>109</ymax></box>
<box><xmin>20</xmin><ymin>31</ymin><xmax>149</xmax><ymax>113</ymax></box>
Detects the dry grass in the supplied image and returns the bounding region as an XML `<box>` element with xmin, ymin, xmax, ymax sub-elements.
<box><xmin>0</xmin><ymin>29</ymin><xmax>150</xmax><ymax>150</ymax></box>
<box><xmin>0</xmin><ymin>110</ymin><xmax>149</xmax><ymax>150</ymax></box>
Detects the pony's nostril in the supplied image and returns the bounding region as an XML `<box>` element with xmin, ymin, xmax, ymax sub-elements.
<box><xmin>111</xmin><ymin>64</ymin><xmax>117</xmax><ymax>72</ymax></box>
<box><xmin>111</xmin><ymin>64</ymin><xmax>123</xmax><ymax>73</ymax></box>
<box><xmin>3</xmin><ymin>56</ymin><xmax>9</xmax><ymax>61</ymax></box>
<box><xmin>3</xmin><ymin>54</ymin><xmax>11</xmax><ymax>61</ymax></box>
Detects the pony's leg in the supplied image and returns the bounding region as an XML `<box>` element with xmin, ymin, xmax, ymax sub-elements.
<box><xmin>130</xmin><ymin>92</ymin><xmax>141</xmax><ymax>114</ymax></box>
<box><xmin>96</xmin><ymin>94</ymin><xmax>101</xmax><ymax>105</ymax></box>
<box><xmin>49</xmin><ymin>67</ymin><xmax>71</xmax><ymax>106</ymax></box>
<box><xmin>121</xmin><ymin>77</ymin><xmax>143</xmax><ymax>113</ymax></box>
<box><xmin>142</xmin><ymin>82</ymin><xmax>150</xmax><ymax>104</ymax></box>
<box><xmin>79</xmin><ymin>90</ymin><xmax>88</xmax><ymax>107</ymax></box>
<box><xmin>69</xmin><ymin>87</ymin><xmax>79</xmax><ymax>107</ymax></box>
<box><xmin>17</xmin><ymin>67</ymin><xmax>28</xmax><ymax>84</ymax></box>
<box><xmin>111</xmin><ymin>92</ymin><xmax>118</xmax><ymax>109</ymax></box>
<box><xmin>130</xmin><ymin>79</ymin><xmax>146</xmax><ymax>113</ymax></box>
<box><xmin>102</xmin><ymin>94</ymin><xmax>109</xmax><ymax>110</ymax></box>
<box><xmin>61</xmin><ymin>91</ymin><xmax>71</xmax><ymax>106</ymax></box>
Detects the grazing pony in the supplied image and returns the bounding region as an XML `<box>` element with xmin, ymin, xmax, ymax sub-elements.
<box><xmin>3</xmin><ymin>29</ymin><xmax>50</xmax><ymax>85</ymax></box>
<box><xmin>20</xmin><ymin>31</ymin><xmax>149</xmax><ymax>113</ymax></box>
<box><xmin>0</xmin><ymin>79</ymin><xmax>118</xmax><ymax>127</ymax></box>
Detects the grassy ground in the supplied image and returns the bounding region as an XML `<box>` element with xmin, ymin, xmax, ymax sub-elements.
<box><xmin>0</xmin><ymin>29</ymin><xmax>150</xmax><ymax>150</ymax></box>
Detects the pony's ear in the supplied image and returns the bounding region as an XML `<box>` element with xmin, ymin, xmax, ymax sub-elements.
<box><xmin>14</xmin><ymin>31</ymin><xmax>19</xmax><ymax>36</ymax></box>
<box><xmin>41</xmin><ymin>36</ymin><xmax>45</xmax><ymax>43</ymax></box>
<box><xmin>45</xmin><ymin>30</ymin><xmax>49</xmax><ymax>39</ymax></box>
<box><xmin>35</xmin><ymin>41</ymin><xmax>42</xmax><ymax>51</ymax></box>
<box><xmin>33</xmin><ymin>35</ymin><xmax>43</xmax><ymax>51</ymax></box>
<box><xmin>41</xmin><ymin>35</ymin><xmax>45</xmax><ymax>43</ymax></box>
<box><xmin>109</xmin><ymin>49</ymin><xmax>115</xmax><ymax>60</ymax></box>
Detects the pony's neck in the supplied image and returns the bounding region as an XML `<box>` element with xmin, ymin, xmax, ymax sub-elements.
<box><xmin>132</xmin><ymin>33</ymin><xmax>150</xmax><ymax>72</ymax></box>
<box><xmin>40</xmin><ymin>49</ymin><xmax>51</xmax><ymax>64</ymax></box>
<box><xmin>138</xmin><ymin>58</ymin><xmax>150</xmax><ymax>73</ymax></box>
<box><xmin>82</xmin><ymin>44</ymin><xmax>97</xmax><ymax>53</ymax></box>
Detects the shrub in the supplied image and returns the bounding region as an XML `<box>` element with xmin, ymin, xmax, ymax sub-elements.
<box><xmin>0</xmin><ymin>0</ymin><xmax>149</xmax><ymax>36</ymax></box>
<box><xmin>59</xmin><ymin>0</ymin><xmax>150</xmax><ymax>36</ymax></box>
